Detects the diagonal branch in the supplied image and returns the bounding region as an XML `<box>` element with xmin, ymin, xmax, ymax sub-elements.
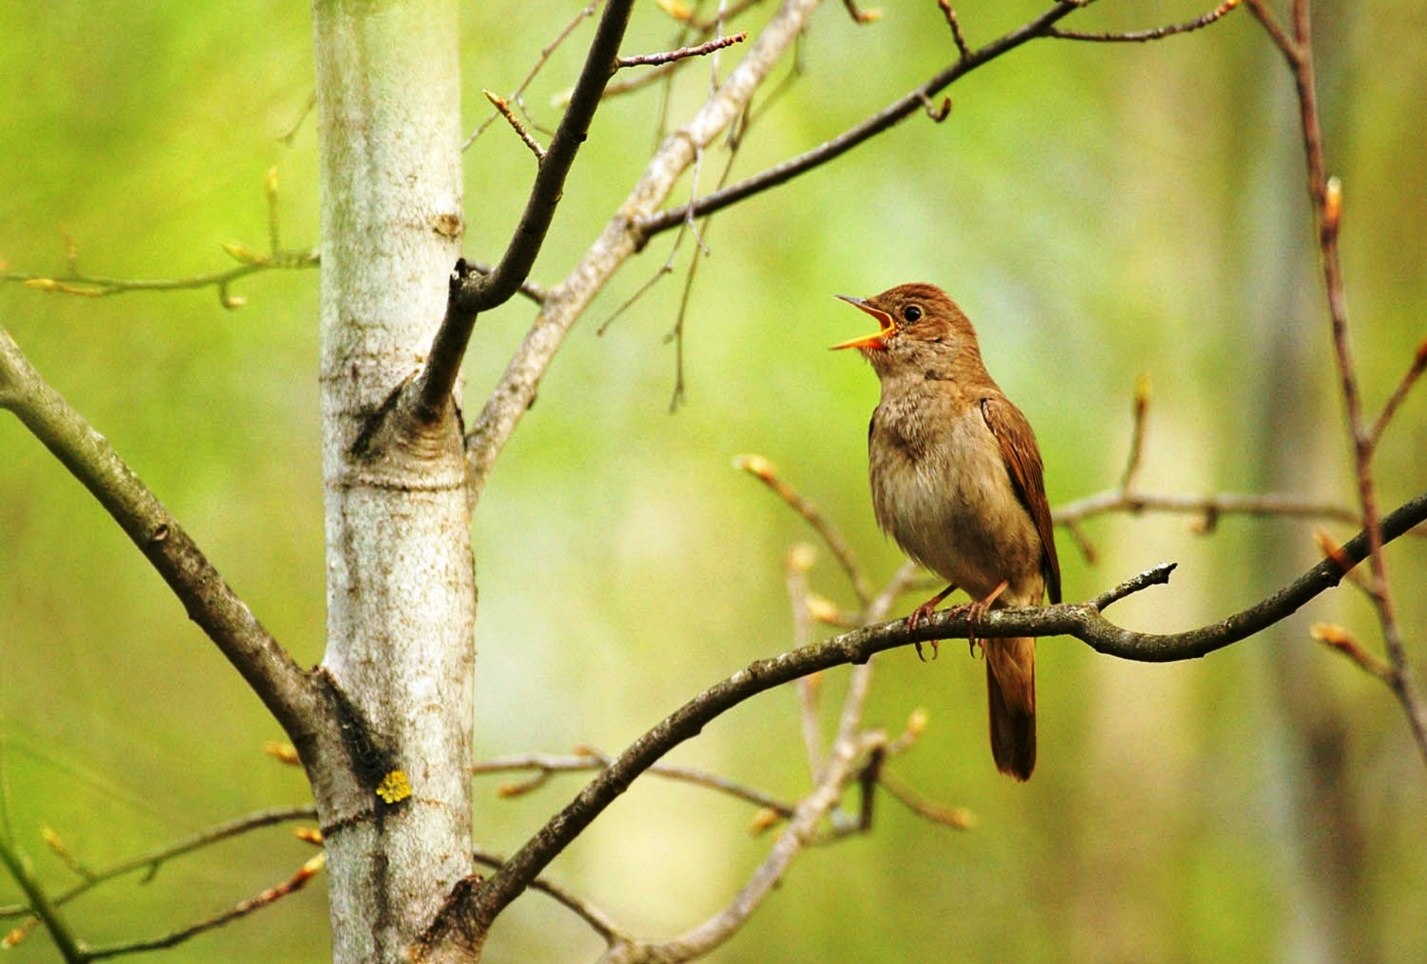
<box><xmin>633</xmin><ymin>0</ymin><xmax>1090</xmax><ymax>240</ymax></box>
<box><xmin>0</xmin><ymin>324</ymin><xmax>319</xmax><ymax>743</ymax></box>
<box><xmin>463</xmin><ymin>0</ymin><xmax>823</xmax><ymax>503</ymax></box>
<box><xmin>415</xmin><ymin>0</ymin><xmax>637</xmax><ymax>419</ymax></box>
<box><xmin>449</xmin><ymin>488</ymin><xmax>1427</xmax><ymax>936</ymax></box>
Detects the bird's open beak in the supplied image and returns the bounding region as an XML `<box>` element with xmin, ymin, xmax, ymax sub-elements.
<box><xmin>830</xmin><ymin>295</ymin><xmax>895</xmax><ymax>351</ymax></box>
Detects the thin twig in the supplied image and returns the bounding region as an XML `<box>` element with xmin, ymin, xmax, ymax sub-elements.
<box><xmin>618</xmin><ymin>33</ymin><xmax>747</xmax><ymax>69</ymax></box>
<box><xmin>472</xmin><ymin>848</ymin><xmax>625</xmax><ymax>945</ymax></box>
<box><xmin>463</xmin><ymin>1</ymin><xmax>604</xmax><ymax>151</ymax></box>
<box><xmin>2</xmin><ymin>249</ymin><xmax>317</xmax><ymax>311</ymax></box>
<box><xmin>1054</xmin><ymin>489</ymin><xmax>1370</xmax><ymax>529</ymax></box>
<box><xmin>0</xmin><ymin>837</ymin><xmax>84</xmax><ymax>961</ymax></box>
<box><xmin>83</xmin><ymin>854</ymin><xmax>324</xmax><ymax>960</ymax></box>
<box><xmin>471</xmin><ymin>752</ymin><xmax>795</xmax><ymax>816</ymax></box>
<box><xmin>601</xmin><ymin>732</ymin><xmax>884</xmax><ymax>963</ymax></box>
<box><xmin>1368</xmin><ymin>339</ymin><xmax>1427</xmax><ymax>448</ymax></box>
<box><xmin>484</xmin><ymin>90</ymin><xmax>547</xmax><ymax>161</ymax></box>
<box><xmin>734</xmin><ymin>454</ymin><xmax>874</xmax><ymax>606</ymax></box>
<box><xmin>1120</xmin><ymin>374</ymin><xmax>1151</xmax><ymax>490</ymax></box>
<box><xmin>0</xmin><ymin>806</ymin><xmax>319</xmax><ymax>921</ymax></box>
<box><xmin>876</xmin><ymin>768</ymin><xmax>975</xmax><ymax>830</ymax></box>
<box><xmin>634</xmin><ymin>1</ymin><xmax>1092</xmax><ymax>240</ymax></box>
<box><xmin>419</xmin><ymin>0</ymin><xmax>637</xmax><ymax>420</ymax></box>
<box><xmin>1048</xmin><ymin>0</ymin><xmax>1240</xmax><ymax>42</ymax></box>
<box><xmin>937</xmin><ymin>0</ymin><xmax>971</xmax><ymax>60</ymax></box>
<box><xmin>1311</xmin><ymin>623</ymin><xmax>1394</xmax><ymax>683</ymax></box>
<box><xmin>841</xmin><ymin>0</ymin><xmax>881</xmax><ymax>24</ymax></box>
<box><xmin>785</xmin><ymin>545</ymin><xmax>826</xmax><ymax>783</ymax></box>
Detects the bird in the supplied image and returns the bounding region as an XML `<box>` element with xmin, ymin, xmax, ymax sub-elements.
<box><xmin>832</xmin><ymin>282</ymin><xmax>1060</xmax><ymax>780</ymax></box>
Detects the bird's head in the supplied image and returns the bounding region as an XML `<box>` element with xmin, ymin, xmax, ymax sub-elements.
<box><xmin>831</xmin><ymin>282</ymin><xmax>982</xmax><ymax>379</ymax></box>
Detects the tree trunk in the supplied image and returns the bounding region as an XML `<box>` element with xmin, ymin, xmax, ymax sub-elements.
<box><xmin>311</xmin><ymin>1</ymin><xmax>475</xmax><ymax>959</ymax></box>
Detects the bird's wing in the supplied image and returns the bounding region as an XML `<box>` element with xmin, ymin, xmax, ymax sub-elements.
<box><xmin>980</xmin><ymin>396</ymin><xmax>1062</xmax><ymax>604</ymax></box>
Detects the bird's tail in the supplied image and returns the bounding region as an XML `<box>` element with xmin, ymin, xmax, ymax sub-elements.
<box><xmin>985</xmin><ymin>637</ymin><xmax>1036</xmax><ymax>781</ymax></box>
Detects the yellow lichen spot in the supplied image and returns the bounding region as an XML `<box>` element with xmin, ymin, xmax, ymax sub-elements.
<box><xmin>376</xmin><ymin>769</ymin><xmax>412</xmax><ymax>804</ymax></box>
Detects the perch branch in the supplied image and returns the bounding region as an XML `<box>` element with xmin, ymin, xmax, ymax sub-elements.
<box><xmin>442</xmin><ymin>488</ymin><xmax>1427</xmax><ymax>938</ymax></box>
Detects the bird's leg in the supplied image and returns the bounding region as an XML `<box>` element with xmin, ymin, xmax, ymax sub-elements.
<box><xmin>947</xmin><ymin>579</ymin><xmax>1009</xmax><ymax>656</ymax></box>
<box><xmin>907</xmin><ymin>583</ymin><xmax>958</xmax><ymax>661</ymax></box>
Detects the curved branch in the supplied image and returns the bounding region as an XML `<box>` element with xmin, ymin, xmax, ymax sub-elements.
<box><xmin>416</xmin><ymin>0</ymin><xmax>636</xmax><ymax>418</ymax></box>
<box><xmin>455</xmin><ymin>489</ymin><xmax>1427</xmax><ymax>934</ymax></box>
<box><xmin>0</xmin><ymin>324</ymin><xmax>319</xmax><ymax>743</ymax></box>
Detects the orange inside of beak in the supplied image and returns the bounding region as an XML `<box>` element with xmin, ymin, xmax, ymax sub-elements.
<box><xmin>831</xmin><ymin>295</ymin><xmax>894</xmax><ymax>351</ymax></box>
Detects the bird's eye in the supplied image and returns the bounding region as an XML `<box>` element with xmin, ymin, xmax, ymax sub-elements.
<box><xmin>902</xmin><ymin>305</ymin><xmax>922</xmax><ymax>323</ymax></box>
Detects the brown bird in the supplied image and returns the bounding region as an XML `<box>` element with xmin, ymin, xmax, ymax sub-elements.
<box><xmin>833</xmin><ymin>283</ymin><xmax>1060</xmax><ymax>780</ymax></box>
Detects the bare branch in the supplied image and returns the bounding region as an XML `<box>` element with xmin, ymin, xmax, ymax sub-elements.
<box><xmin>1248</xmin><ymin>0</ymin><xmax>1427</xmax><ymax>763</ymax></box>
<box><xmin>1369</xmin><ymin>338</ymin><xmax>1427</xmax><ymax>448</ymax></box>
<box><xmin>463</xmin><ymin>1</ymin><xmax>604</xmax><ymax>151</ymax></box>
<box><xmin>937</xmin><ymin>0</ymin><xmax>972</xmax><ymax>60</ymax></box>
<box><xmin>1311</xmin><ymin>623</ymin><xmax>1395</xmax><ymax>683</ymax></box>
<box><xmin>447</xmin><ymin>488</ymin><xmax>1427</xmax><ymax>938</ymax></box>
<box><xmin>602</xmin><ymin>732</ymin><xmax>884</xmax><ymax>963</ymax></box>
<box><xmin>634</xmin><ymin>1</ymin><xmax>1088</xmax><ymax>240</ymax></box>
<box><xmin>83</xmin><ymin>854</ymin><xmax>324</xmax><ymax>960</ymax></box>
<box><xmin>0</xmin><ymin>837</ymin><xmax>83</xmax><ymax>961</ymax></box>
<box><xmin>0</xmin><ymin>326</ymin><xmax>319</xmax><ymax>740</ymax></box>
<box><xmin>1054</xmin><ymin>488</ymin><xmax>1369</xmax><ymax>530</ymax></box>
<box><xmin>618</xmin><ymin>32</ymin><xmax>747</xmax><ymax>69</ymax></box>
<box><xmin>1</xmin><ymin>248</ymin><xmax>317</xmax><ymax>311</ymax></box>
<box><xmin>471</xmin><ymin>752</ymin><xmax>795</xmax><ymax>817</ymax></box>
<box><xmin>416</xmin><ymin>0</ymin><xmax>637</xmax><ymax>420</ymax></box>
<box><xmin>876</xmin><ymin>768</ymin><xmax>975</xmax><ymax>830</ymax></box>
<box><xmin>1048</xmin><ymin>0</ymin><xmax>1240</xmax><ymax>42</ymax></box>
<box><xmin>735</xmin><ymin>454</ymin><xmax>873</xmax><ymax>605</ymax></box>
<box><xmin>2</xmin><ymin>172</ymin><xmax>316</xmax><ymax>310</ymax></box>
<box><xmin>471</xmin><ymin>848</ymin><xmax>626</xmax><ymax>946</ymax></box>
<box><xmin>483</xmin><ymin>90</ymin><xmax>547</xmax><ymax>161</ymax></box>
<box><xmin>786</xmin><ymin>545</ymin><xmax>826</xmax><ymax>782</ymax></box>
<box><xmin>841</xmin><ymin>0</ymin><xmax>882</xmax><ymax>24</ymax></box>
<box><xmin>464</xmin><ymin>0</ymin><xmax>823</xmax><ymax>504</ymax></box>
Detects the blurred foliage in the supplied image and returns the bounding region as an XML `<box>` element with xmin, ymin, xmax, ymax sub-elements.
<box><xmin>2</xmin><ymin>1</ymin><xmax>1425</xmax><ymax>961</ymax></box>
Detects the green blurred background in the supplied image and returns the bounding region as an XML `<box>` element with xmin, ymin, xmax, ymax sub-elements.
<box><xmin>2</xmin><ymin>1</ymin><xmax>1424</xmax><ymax>960</ymax></box>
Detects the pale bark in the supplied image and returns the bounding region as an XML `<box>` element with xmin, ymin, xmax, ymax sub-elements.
<box><xmin>312</xmin><ymin>1</ymin><xmax>475</xmax><ymax>959</ymax></box>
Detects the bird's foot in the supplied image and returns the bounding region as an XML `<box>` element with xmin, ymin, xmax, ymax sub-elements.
<box><xmin>907</xmin><ymin>584</ymin><xmax>958</xmax><ymax>662</ymax></box>
<box><xmin>945</xmin><ymin>580</ymin><xmax>1009</xmax><ymax>657</ymax></box>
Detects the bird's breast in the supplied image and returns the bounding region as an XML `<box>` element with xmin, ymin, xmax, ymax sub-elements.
<box><xmin>868</xmin><ymin>399</ymin><xmax>1044</xmax><ymax>605</ymax></box>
